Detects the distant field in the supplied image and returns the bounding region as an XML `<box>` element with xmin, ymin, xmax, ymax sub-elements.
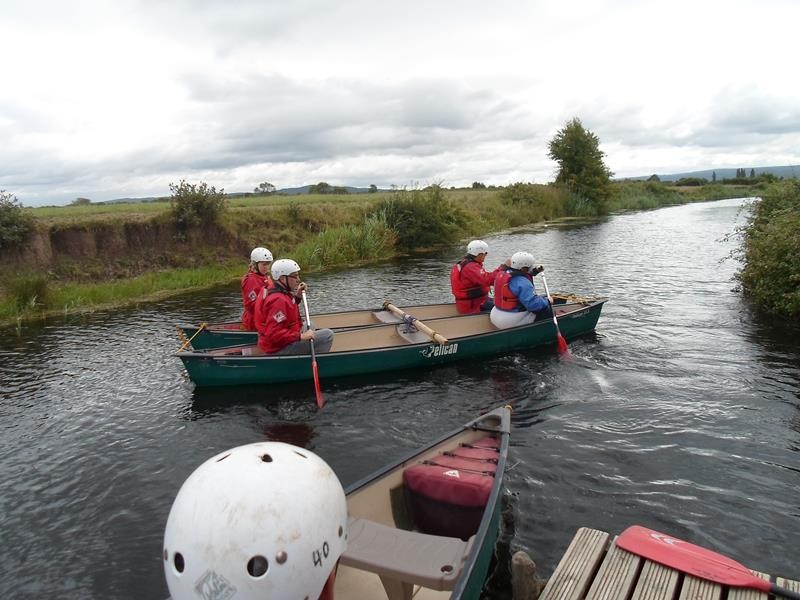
<box><xmin>25</xmin><ymin>189</ymin><xmax>499</xmax><ymax>222</ymax></box>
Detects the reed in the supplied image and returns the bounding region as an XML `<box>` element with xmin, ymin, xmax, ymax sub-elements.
<box><xmin>293</xmin><ymin>214</ymin><xmax>396</xmax><ymax>270</ymax></box>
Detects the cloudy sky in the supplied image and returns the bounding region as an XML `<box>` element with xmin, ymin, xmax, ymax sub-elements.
<box><xmin>2</xmin><ymin>0</ymin><xmax>799</xmax><ymax>206</ymax></box>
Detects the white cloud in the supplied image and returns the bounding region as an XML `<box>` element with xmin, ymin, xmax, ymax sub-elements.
<box><xmin>1</xmin><ymin>0</ymin><xmax>799</xmax><ymax>205</ymax></box>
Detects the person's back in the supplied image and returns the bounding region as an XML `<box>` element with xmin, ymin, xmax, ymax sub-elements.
<box><xmin>450</xmin><ymin>240</ymin><xmax>506</xmax><ymax>314</ymax></box>
<box><xmin>490</xmin><ymin>251</ymin><xmax>551</xmax><ymax>329</ymax></box>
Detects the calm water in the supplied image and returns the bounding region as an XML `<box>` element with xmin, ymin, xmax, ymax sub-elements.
<box><xmin>1</xmin><ymin>198</ymin><xmax>798</xmax><ymax>599</ymax></box>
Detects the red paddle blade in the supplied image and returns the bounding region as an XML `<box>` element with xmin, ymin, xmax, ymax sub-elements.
<box><xmin>312</xmin><ymin>360</ymin><xmax>325</xmax><ymax>409</ymax></box>
<box><xmin>556</xmin><ymin>332</ymin><xmax>570</xmax><ymax>355</ymax></box>
<box><xmin>616</xmin><ymin>526</ymin><xmax>769</xmax><ymax>592</ymax></box>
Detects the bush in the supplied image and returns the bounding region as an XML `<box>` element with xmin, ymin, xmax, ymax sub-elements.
<box><xmin>371</xmin><ymin>186</ymin><xmax>467</xmax><ymax>250</ymax></box>
<box><xmin>737</xmin><ymin>180</ymin><xmax>800</xmax><ymax>319</ymax></box>
<box><xmin>5</xmin><ymin>273</ymin><xmax>50</xmax><ymax>309</ymax></box>
<box><xmin>0</xmin><ymin>190</ymin><xmax>34</xmax><ymax>251</ymax></box>
<box><xmin>169</xmin><ymin>180</ymin><xmax>226</xmax><ymax>233</ymax></box>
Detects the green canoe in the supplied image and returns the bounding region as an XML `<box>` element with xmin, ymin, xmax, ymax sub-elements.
<box><xmin>176</xmin><ymin>297</ymin><xmax>606</xmax><ymax>387</ymax></box>
<box><xmin>336</xmin><ymin>406</ymin><xmax>511</xmax><ymax>600</ymax></box>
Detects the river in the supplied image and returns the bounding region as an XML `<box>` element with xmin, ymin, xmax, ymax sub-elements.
<box><xmin>1</xmin><ymin>197</ymin><xmax>798</xmax><ymax>598</ymax></box>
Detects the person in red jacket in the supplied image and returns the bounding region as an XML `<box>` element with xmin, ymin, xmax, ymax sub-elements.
<box><xmin>450</xmin><ymin>240</ymin><xmax>509</xmax><ymax>314</ymax></box>
<box><xmin>241</xmin><ymin>246</ymin><xmax>273</xmax><ymax>330</ymax></box>
<box><xmin>255</xmin><ymin>259</ymin><xmax>334</xmax><ymax>355</ymax></box>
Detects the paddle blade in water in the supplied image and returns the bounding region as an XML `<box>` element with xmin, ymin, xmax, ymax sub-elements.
<box><xmin>616</xmin><ymin>526</ymin><xmax>783</xmax><ymax>594</ymax></box>
<box><xmin>556</xmin><ymin>332</ymin><xmax>569</xmax><ymax>355</ymax></box>
<box><xmin>312</xmin><ymin>360</ymin><xmax>325</xmax><ymax>409</ymax></box>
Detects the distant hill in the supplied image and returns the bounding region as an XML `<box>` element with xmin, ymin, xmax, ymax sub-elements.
<box><xmin>622</xmin><ymin>164</ymin><xmax>800</xmax><ymax>182</ymax></box>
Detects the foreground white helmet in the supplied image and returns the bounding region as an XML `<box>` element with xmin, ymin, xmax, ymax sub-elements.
<box><xmin>511</xmin><ymin>251</ymin><xmax>536</xmax><ymax>270</ymax></box>
<box><xmin>466</xmin><ymin>240</ymin><xmax>489</xmax><ymax>256</ymax></box>
<box><xmin>164</xmin><ymin>442</ymin><xmax>347</xmax><ymax>600</ymax></box>
<box><xmin>250</xmin><ymin>247</ymin><xmax>273</xmax><ymax>264</ymax></box>
<box><xmin>271</xmin><ymin>259</ymin><xmax>301</xmax><ymax>279</ymax></box>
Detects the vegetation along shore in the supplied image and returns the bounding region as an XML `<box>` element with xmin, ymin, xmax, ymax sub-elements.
<box><xmin>1</xmin><ymin>119</ymin><xmax>797</xmax><ymax>326</ymax></box>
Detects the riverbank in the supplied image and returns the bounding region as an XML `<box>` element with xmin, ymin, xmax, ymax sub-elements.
<box><xmin>735</xmin><ymin>179</ymin><xmax>800</xmax><ymax>319</ymax></box>
<box><xmin>0</xmin><ymin>181</ymin><xmax>759</xmax><ymax>326</ymax></box>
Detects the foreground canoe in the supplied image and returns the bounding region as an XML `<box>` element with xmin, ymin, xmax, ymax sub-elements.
<box><xmin>336</xmin><ymin>406</ymin><xmax>511</xmax><ymax>600</ymax></box>
<box><xmin>177</xmin><ymin>302</ymin><xmax>464</xmax><ymax>350</ymax></box>
<box><xmin>176</xmin><ymin>297</ymin><xmax>606</xmax><ymax>387</ymax></box>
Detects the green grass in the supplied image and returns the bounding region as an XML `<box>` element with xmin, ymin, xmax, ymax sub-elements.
<box><xmin>0</xmin><ymin>262</ymin><xmax>242</xmax><ymax>322</ymax></box>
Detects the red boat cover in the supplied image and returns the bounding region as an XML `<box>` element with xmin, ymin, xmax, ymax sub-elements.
<box><xmin>403</xmin><ymin>436</ymin><xmax>500</xmax><ymax>509</ymax></box>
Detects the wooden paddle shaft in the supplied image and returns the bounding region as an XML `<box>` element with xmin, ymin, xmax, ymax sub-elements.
<box><xmin>384</xmin><ymin>302</ymin><xmax>449</xmax><ymax>345</ymax></box>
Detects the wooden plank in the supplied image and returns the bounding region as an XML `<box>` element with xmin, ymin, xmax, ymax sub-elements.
<box><xmin>538</xmin><ymin>528</ymin><xmax>611</xmax><ymax>600</ymax></box>
<box><xmin>776</xmin><ymin>577</ymin><xmax>800</xmax><ymax>593</ymax></box>
<box><xmin>585</xmin><ymin>538</ymin><xmax>641</xmax><ymax>600</ymax></box>
<box><xmin>631</xmin><ymin>560</ymin><xmax>680</xmax><ymax>600</ymax></box>
<box><xmin>728</xmin><ymin>571</ymin><xmax>769</xmax><ymax>600</ymax></box>
<box><xmin>679</xmin><ymin>575</ymin><xmax>722</xmax><ymax>600</ymax></box>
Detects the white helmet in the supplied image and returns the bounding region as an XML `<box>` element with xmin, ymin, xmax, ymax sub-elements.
<box><xmin>511</xmin><ymin>251</ymin><xmax>536</xmax><ymax>270</ymax></box>
<box><xmin>271</xmin><ymin>259</ymin><xmax>301</xmax><ymax>279</ymax></box>
<box><xmin>466</xmin><ymin>240</ymin><xmax>489</xmax><ymax>256</ymax></box>
<box><xmin>250</xmin><ymin>247</ymin><xmax>273</xmax><ymax>264</ymax></box>
<box><xmin>163</xmin><ymin>442</ymin><xmax>348</xmax><ymax>600</ymax></box>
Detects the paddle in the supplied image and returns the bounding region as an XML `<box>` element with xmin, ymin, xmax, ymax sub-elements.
<box><xmin>616</xmin><ymin>525</ymin><xmax>800</xmax><ymax>600</ymax></box>
<box><xmin>176</xmin><ymin>322</ymin><xmax>207</xmax><ymax>353</ymax></box>
<box><xmin>383</xmin><ymin>302</ymin><xmax>449</xmax><ymax>345</ymax></box>
<box><xmin>539</xmin><ymin>276</ymin><xmax>569</xmax><ymax>355</ymax></box>
<box><xmin>301</xmin><ymin>291</ymin><xmax>325</xmax><ymax>409</ymax></box>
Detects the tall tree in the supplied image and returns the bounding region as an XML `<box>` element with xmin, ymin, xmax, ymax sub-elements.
<box><xmin>254</xmin><ymin>181</ymin><xmax>276</xmax><ymax>195</ymax></box>
<box><xmin>547</xmin><ymin>117</ymin><xmax>613</xmax><ymax>210</ymax></box>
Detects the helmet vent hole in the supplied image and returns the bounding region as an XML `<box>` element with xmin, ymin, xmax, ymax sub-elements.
<box><xmin>173</xmin><ymin>552</ymin><xmax>185</xmax><ymax>573</ymax></box>
<box><xmin>260</xmin><ymin>454</ymin><xmax>273</xmax><ymax>463</ymax></box>
<box><xmin>247</xmin><ymin>555</ymin><xmax>269</xmax><ymax>577</ymax></box>
<box><xmin>440</xmin><ymin>564</ymin><xmax>453</xmax><ymax>573</ymax></box>
<box><xmin>293</xmin><ymin>451</ymin><xmax>308</xmax><ymax>459</ymax></box>
<box><xmin>216</xmin><ymin>453</ymin><xmax>231</xmax><ymax>462</ymax></box>
<box><xmin>163</xmin><ymin>549</ymin><xmax>168</xmax><ymax>561</ymax></box>
<box><xmin>338</xmin><ymin>526</ymin><xmax>343</xmax><ymax>537</ymax></box>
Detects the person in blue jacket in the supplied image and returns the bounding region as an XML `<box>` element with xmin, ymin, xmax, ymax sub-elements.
<box><xmin>490</xmin><ymin>251</ymin><xmax>552</xmax><ymax>329</ymax></box>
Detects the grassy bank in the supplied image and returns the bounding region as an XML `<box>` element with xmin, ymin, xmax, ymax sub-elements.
<box><xmin>736</xmin><ymin>180</ymin><xmax>800</xmax><ymax>319</ymax></box>
<box><xmin>1</xmin><ymin>181</ymin><xmax>765</xmax><ymax>326</ymax></box>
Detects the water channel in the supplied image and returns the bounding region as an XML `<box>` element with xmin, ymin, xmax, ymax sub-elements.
<box><xmin>1</xmin><ymin>197</ymin><xmax>798</xmax><ymax>598</ymax></box>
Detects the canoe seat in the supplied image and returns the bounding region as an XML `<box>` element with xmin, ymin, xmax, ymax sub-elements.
<box><xmin>403</xmin><ymin>436</ymin><xmax>501</xmax><ymax>540</ymax></box>
<box><xmin>340</xmin><ymin>516</ymin><xmax>474</xmax><ymax>600</ymax></box>
<box><xmin>395</xmin><ymin>323</ymin><xmax>432</xmax><ymax>344</ymax></box>
<box><xmin>372</xmin><ymin>309</ymin><xmax>401</xmax><ymax>323</ymax></box>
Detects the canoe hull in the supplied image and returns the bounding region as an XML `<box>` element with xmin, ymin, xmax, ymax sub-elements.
<box><xmin>178</xmin><ymin>300</ymin><xmax>605</xmax><ymax>387</ymax></box>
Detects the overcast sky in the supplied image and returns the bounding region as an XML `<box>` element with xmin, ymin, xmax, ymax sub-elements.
<box><xmin>2</xmin><ymin>0</ymin><xmax>799</xmax><ymax>206</ymax></box>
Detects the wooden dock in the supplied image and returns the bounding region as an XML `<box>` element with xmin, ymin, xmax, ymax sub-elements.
<box><xmin>536</xmin><ymin>527</ymin><xmax>799</xmax><ymax>600</ymax></box>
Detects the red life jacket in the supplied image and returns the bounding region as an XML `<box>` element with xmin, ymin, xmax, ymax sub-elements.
<box><xmin>450</xmin><ymin>258</ymin><xmax>484</xmax><ymax>301</ymax></box>
<box><xmin>494</xmin><ymin>270</ymin><xmax>532</xmax><ymax>311</ymax></box>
